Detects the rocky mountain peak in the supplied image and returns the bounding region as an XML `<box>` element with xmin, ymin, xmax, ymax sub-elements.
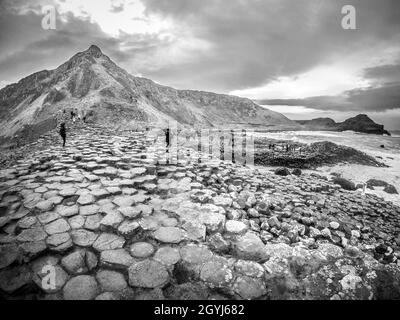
<box><xmin>85</xmin><ymin>45</ymin><xmax>103</xmax><ymax>57</ymax></box>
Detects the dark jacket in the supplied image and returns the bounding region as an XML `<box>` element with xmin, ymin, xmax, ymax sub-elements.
<box><xmin>59</xmin><ymin>124</ymin><xmax>66</xmax><ymax>137</ymax></box>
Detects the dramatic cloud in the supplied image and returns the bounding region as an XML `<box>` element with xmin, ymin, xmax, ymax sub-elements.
<box><xmin>0</xmin><ymin>0</ymin><xmax>399</xmax><ymax>127</ymax></box>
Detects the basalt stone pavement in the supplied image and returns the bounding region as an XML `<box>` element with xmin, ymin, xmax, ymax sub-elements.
<box><xmin>1</xmin><ymin>125</ymin><xmax>400</xmax><ymax>300</ymax></box>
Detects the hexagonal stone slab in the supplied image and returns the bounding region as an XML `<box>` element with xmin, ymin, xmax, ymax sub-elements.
<box><xmin>63</xmin><ymin>275</ymin><xmax>99</xmax><ymax>300</ymax></box>
<box><xmin>44</xmin><ymin>218</ymin><xmax>70</xmax><ymax>235</ymax></box>
<box><xmin>77</xmin><ymin>194</ymin><xmax>95</xmax><ymax>206</ymax></box>
<box><xmin>46</xmin><ymin>232</ymin><xmax>72</xmax><ymax>249</ymax></box>
<box><xmin>93</xmin><ymin>233</ymin><xmax>125</xmax><ymax>251</ymax></box>
<box><xmin>118</xmin><ymin>220</ymin><xmax>140</xmax><ymax>236</ymax></box>
<box><xmin>100</xmin><ymin>210</ymin><xmax>123</xmax><ymax>228</ymax></box>
<box><xmin>153</xmin><ymin>227</ymin><xmax>184</xmax><ymax>244</ymax></box>
<box><xmin>79</xmin><ymin>204</ymin><xmax>100</xmax><ymax>216</ymax></box>
<box><xmin>34</xmin><ymin>200</ymin><xmax>55</xmax><ymax>212</ymax></box>
<box><xmin>180</xmin><ymin>244</ymin><xmax>213</xmax><ymax>265</ymax></box>
<box><xmin>128</xmin><ymin>260</ymin><xmax>169</xmax><ymax>288</ymax></box>
<box><xmin>71</xmin><ymin>229</ymin><xmax>98</xmax><ymax>247</ymax></box>
<box><xmin>113</xmin><ymin>196</ymin><xmax>135</xmax><ymax>207</ymax></box>
<box><xmin>61</xmin><ymin>250</ymin><xmax>87</xmax><ymax>274</ymax></box>
<box><xmin>57</xmin><ymin>205</ymin><xmax>79</xmax><ymax>217</ymax></box>
<box><xmin>153</xmin><ymin>247</ymin><xmax>181</xmax><ymax>266</ymax></box>
<box><xmin>37</xmin><ymin>211</ymin><xmax>60</xmax><ymax>224</ymax></box>
<box><xmin>100</xmin><ymin>249</ymin><xmax>134</xmax><ymax>268</ymax></box>
<box><xmin>91</xmin><ymin>189</ymin><xmax>110</xmax><ymax>200</ymax></box>
<box><xmin>17</xmin><ymin>227</ymin><xmax>47</xmax><ymax>242</ymax></box>
<box><xmin>59</xmin><ymin>188</ymin><xmax>77</xmax><ymax>198</ymax></box>
<box><xmin>130</xmin><ymin>242</ymin><xmax>154</xmax><ymax>258</ymax></box>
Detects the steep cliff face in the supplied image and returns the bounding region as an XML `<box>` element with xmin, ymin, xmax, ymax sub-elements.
<box><xmin>0</xmin><ymin>45</ymin><xmax>295</xmax><ymax>138</ymax></box>
<box><xmin>296</xmin><ymin>114</ymin><xmax>391</xmax><ymax>135</ymax></box>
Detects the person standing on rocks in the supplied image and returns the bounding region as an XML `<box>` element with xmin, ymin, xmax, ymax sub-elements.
<box><xmin>59</xmin><ymin>122</ymin><xmax>67</xmax><ymax>147</ymax></box>
<box><xmin>165</xmin><ymin>127</ymin><xmax>170</xmax><ymax>150</ymax></box>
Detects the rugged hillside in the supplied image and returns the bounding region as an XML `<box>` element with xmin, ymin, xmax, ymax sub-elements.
<box><xmin>296</xmin><ymin>114</ymin><xmax>391</xmax><ymax>135</ymax></box>
<box><xmin>0</xmin><ymin>45</ymin><xmax>295</xmax><ymax>139</ymax></box>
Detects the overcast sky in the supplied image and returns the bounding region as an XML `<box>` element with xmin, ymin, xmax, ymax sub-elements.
<box><xmin>0</xmin><ymin>0</ymin><xmax>399</xmax><ymax>129</ymax></box>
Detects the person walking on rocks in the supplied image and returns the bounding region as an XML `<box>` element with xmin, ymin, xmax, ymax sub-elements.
<box><xmin>59</xmin><ymin>122</ymin><xmax>67</xmax><ymax>147</ymax></box>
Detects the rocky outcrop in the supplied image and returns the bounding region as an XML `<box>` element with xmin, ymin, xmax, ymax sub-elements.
<box><xmin>254</xmin><ymin>140</ymin><xmax>386</xmax><ymax>169</ymax></box>
<box><xmin>297</xmin><ymin>114</ymin><xmax>391</xmax><ymax>135</ymax></box>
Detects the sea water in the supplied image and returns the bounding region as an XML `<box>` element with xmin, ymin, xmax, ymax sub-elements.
<box><xmin>254</xmin><ymin>130</ymin><xmax>400</xmax><ymax>205</ymax></box>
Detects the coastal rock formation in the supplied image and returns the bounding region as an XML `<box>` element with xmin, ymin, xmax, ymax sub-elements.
<box><xmin>0</xmin><ymin>45</ymin><xmax>294</xmax><ymax>144</ymax></box>
<box><xmin>255</xmin><ymin>140</ymin><xmax>386</xmax><ymax>169</ymax></box>
<box><xmin>367</xmin><ymin>179</ymin><xmax>398</xmax><ymax>195</ymax></box>
<box><xmin>0</xmin><ymin>124</ymin><xmax>400</xmax><ymax>300</ymax></box>
<box><xmin>297</xmin><ymin>114</ymin><xmax>391</xmax><ymax>135</ymax></box>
